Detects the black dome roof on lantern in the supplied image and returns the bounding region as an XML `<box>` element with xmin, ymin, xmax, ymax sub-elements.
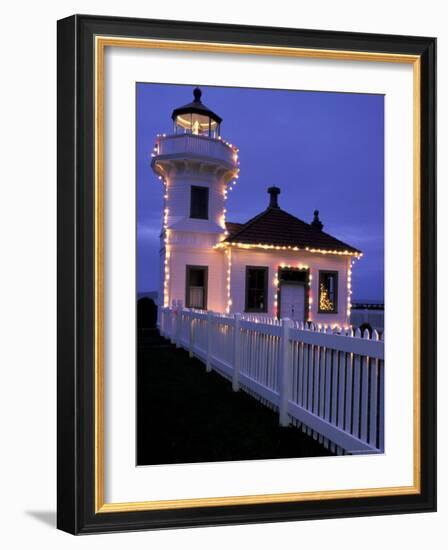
<box><xmin>171</xmin><ymin>87</ymin><xmax>223</xmax><ymax>124</ymax></box>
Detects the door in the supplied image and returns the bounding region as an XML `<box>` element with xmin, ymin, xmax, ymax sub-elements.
<box><xmin>280</xmin><ymin>283</ymin><xmax>305</xmax><ymax>321</ymax></box>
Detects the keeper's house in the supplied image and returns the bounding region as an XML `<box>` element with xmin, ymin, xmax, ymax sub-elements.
<box><xmin>151</xmin><ymin>88</ymin><xmax>362</xmax><ymax>327</ymax></box>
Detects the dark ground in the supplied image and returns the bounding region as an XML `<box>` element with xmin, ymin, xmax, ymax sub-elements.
<box><xmin>137</xmin><ymin>328</ymin><xmax>333</xmax><ymax>465</ymax></box>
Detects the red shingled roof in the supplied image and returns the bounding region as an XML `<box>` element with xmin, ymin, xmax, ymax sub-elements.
<box><xmin>224</xmin><ymin>207</ymin><xmax>361</xmax><ymax>254</ymax></box>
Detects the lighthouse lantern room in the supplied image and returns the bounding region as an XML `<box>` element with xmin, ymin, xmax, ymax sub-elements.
<box><xmin>172</xmin><ymin>87</ymin><xmax>222</xmax><ymax>137</ymax></box>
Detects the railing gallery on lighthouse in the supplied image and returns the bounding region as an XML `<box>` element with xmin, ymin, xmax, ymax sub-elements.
<box><xmin>155</xmin><ymin>133</ymin><xmax>236</xmax><ymax>166</ymax></box>
<box><xmin>159</xmin><ymin>306</ymin><xmax>385</xmax><ymax>455</ymax></box>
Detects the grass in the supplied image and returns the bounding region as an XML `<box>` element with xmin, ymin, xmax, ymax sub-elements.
<box><xmin>137</xmin><ymin>328</ymin><xmax>333</xmax><ymax>465</ymax></box>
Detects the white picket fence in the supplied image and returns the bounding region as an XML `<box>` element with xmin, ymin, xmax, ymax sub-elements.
<box><xmin>159</xmin><ymin>307</ymin><xmax>384</xmax><ymax>455</ymax></box>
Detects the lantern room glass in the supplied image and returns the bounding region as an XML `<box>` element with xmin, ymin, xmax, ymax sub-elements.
<box><xmin>174</xmin><ymin>113</ymin><xmax>220</xmax><ymax>138</ymax></box>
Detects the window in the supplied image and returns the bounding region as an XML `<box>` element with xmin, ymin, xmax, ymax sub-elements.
<box><xmin>186</xmin><ymin>266</ymin><xmax>208</xmax><ymax>309</ymax></box>
<box><xmin>190</xmin><ymin>186</ymin><xmax>209</xmax><ymax>219</ymax></box>
<box><xmin>245</xmin><ymin>267</ymin><xmax>268</xmax><ymax>313</ymax></box>
<box><xmin>318</xmin><ymin>271</ymin><xmax>338</xmax><ymax>313</ymax></box>
<box><xmin>174</xmin><ymin>114</ymin><xmax>220</xmax><ymax>138</ymax></box>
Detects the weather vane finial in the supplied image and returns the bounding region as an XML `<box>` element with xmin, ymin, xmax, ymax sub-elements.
<box><xmin>193</xmin><ymin>87</ymin><xmax>202</xmax><ymax>102</ymax></box>
<box><xmin>311</xmin><ymin>209</ymin><xmax>324</xmax><ymax>231</ymax></box>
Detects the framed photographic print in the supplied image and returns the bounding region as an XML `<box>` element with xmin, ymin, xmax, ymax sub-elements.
<box><xmin>57</xmin><ymin>14</ymin><xmax>436</xmax><ymax>534</ymax></box>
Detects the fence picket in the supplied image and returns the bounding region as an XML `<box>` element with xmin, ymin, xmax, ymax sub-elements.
<box><xmin>159</xmin><ymin>307</ymin><xmax>384</xmax><ymax>454</ymax></box>
<box><xmin>344</xmin><ymin>352</ymin><xmax>353</xmax><ymax>434</ymax></box>
<box><xmin>313</xmin><ymin>345</ymin><xmax>320</xmax><ymax>439</ymax></box>
<box><xmin>307</xmin><ymin>344</ymin><xmax>315</xmax><ymax>436</ymax></box>
<box><xmin>331</xmin><ymin>351</ymin><xmax>339</xmax><ymax>425</ymax></box>
<box><xmin>308</xmin><ymin>345</ymin><xmax>315</xmax><ymax>412</ymax></box>
<box><xmin>324</xmin><ymin>349</ymin><xmax>332</xmax><ymax>421</ymax></box>
<box><xmin>378</xmin><ymin>360</ymin><xmax>385</xmax><ymax>451</ymax></box>
<box><xmin>360</xmin><ymin>356</ymin><xmax>369</xmax><ymax>442</ymax></box>
<box><xmin>302</xmin><ymin>342</ymin><xmax>309</xmax><ymax>409</ymax></box>
<box><xmin>369</xmin><ymin>331</ymin><xmax>380</xmax><ymax>447</ymax></box>
<box><xmin>352</xmin><ymin>353</ymin><xmax>361</xmax><ymax>438</ymax></box>
<box><xmin>232</xmin><ymin>314</ymin><xmax>241</xmax><ymax>391</ymax></box>
<box><xmin>338</xmin><ymin>351</ymin><xmax>346</xmax><ymax>430</ymax></box>
<box><xmin>297</xmin><ymin>342</ymin><xmax>304</xmax><ymax>407</ymax></box>
<box><xmin>319</xmin><ymin>347</ymin><xmax>326</xmax><ymax>418</ymax></box>
<box><xmin>279</xmin><ymin>319</ymin><xmax>293</xmax><ymax>426</ymax></box>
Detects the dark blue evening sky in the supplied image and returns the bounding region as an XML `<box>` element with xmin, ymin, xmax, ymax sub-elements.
<box><xmin>136</xmin><ymin>83</ymin><xmax>384</xmax><ymax>302</ymax></box>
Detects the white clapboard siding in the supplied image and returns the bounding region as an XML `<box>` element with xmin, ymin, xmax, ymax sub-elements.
<box><xmin>159</xmin><ymin>307</ymin><xmax>385</xmax><ymax>454</ymax></box>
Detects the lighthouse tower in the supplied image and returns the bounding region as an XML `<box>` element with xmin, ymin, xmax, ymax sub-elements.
<box><xmin>151</xmin><ymin>88</ymin><xmax>239</xmax><ymax>313</ymax></box>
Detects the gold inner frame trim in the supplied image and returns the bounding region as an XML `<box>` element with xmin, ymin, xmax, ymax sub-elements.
<box><xmin>94</xmin><ymin>35</ymin><xmax>421</xmax><ymax>514</ymax></box>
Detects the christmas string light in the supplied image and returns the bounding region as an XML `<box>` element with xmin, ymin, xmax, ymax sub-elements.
<box><xmin>152</xmin><ymin>129</ymin><xmax>240</xmax><ymax>311</ymax></box>
<box><xmin>221</xmin><ymin>207</ymin><xmax>228</xmax><ymax>230</ymax></box>
<box><xmin>214</xmin><ymin>241</ymin><xmax>362</xmax><ymax>258</ymax></box>
<box><xmin>273</xmin><ymin>271</ymin><xmax>279</xmax><ymax>316</ymax></box>
<box><xmin>162</xmin><ymin>178</ymin><xmax>170</xmax><ymax>308</ymax></box>
<box><xmin>319</xmin><ymin>282</ymin><xmax>334</xmax><ymax>311</ymax></box>
<box><xmin>308</xmin><ymin>272</ymin><xmax>313</xmax><ymax>322</ymax></box>
<box><xmin>347</xmin><ymin>257</ymin><xmax>354</xmax><ymax>320</ymax></box>
<box><xmin>273</xmin><ymin>264</ymin><xmax>310</xmax><ymax>319</ymax></box>
<box><xmin>226</xmin><ymin>247</ymin><xmax>232</xmax><ymax>314</ymax></box>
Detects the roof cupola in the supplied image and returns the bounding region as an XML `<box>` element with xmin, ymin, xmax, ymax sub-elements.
<box><xmin>267</xmin><ymin>186</ymin><xmax>281</xmax><ymax>209</ymax></box>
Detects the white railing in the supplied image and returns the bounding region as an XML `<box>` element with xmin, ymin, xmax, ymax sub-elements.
<box><xmin>156</xmin><ymin>134</ymin><xmax>236</xmax><ymax>166</ymax></box>
<box><xmin>160</xmin><ymin>307</ymin><xmax>384</xmax><ymax>455</ymax></box>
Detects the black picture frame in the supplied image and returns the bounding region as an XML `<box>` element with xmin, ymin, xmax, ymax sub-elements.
<box><xmin>57</xmin><ymin>14</ymin><xmax>436</xmax><ymax>534</ymax></box>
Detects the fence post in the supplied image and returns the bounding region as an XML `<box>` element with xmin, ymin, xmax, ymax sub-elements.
<box><xmin>169</xmin><ymin>299</ymin><xmax>177</xmax><ymax>342</ymax></box>
<box><xmin>169</xmin><ymin>308</ymin><xmax>177</xmax><ymax>345</ymax></box>
<box><xmin>175</xmin><ymin>306</ymin><xmax>182</xmax><ymax>348</ymax></box>
<box><xmin>206</xmin><ymin>311</ymin><xmax>213</xmax><ymax>372</ymax></box>
<box><xmin>188</xmin><ymin>312</ymin><xmax>194</xmax><ymax>358</ymax></box>
<box><xmin>159</xmin><ymin>308</ymin><xmax>164</xmax><ymax>337</ymax></box>
<box><xmin>168</xmin><ymin>308</ymin><xmax>172</xmax><ymax>342</ymax></box>
<box><xmin>232</xmin><ymin>313</ymin><xmax>242</xmax><ymax>391</ymax></box>
<box><xmin>279</xmin><ymin>318</ymin><xmax>293</xmax><ymax>426</ymax></box>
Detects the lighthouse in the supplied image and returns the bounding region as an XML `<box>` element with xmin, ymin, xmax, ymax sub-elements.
<box><xmin>151</xmin><ymin>87</ymin><xmax>239</xmax><ymax>313</ymax></box>
<box><xmin>151</xmin><ymin>87</ymin><xmax>360</xmax><ymax>327</ymax></box>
